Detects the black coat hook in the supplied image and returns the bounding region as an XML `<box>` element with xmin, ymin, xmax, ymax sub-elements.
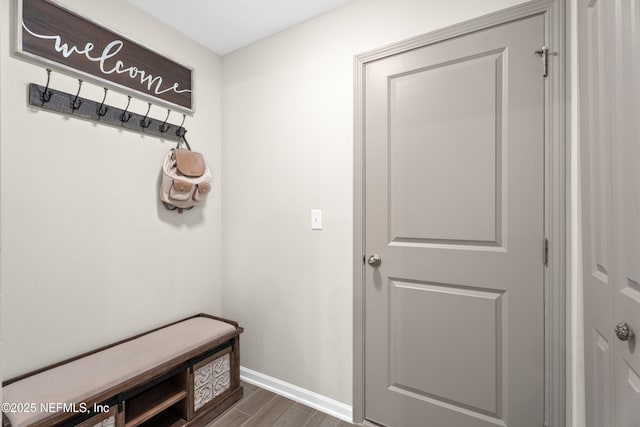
<box><xmin>175</xmin><ymin>114</ymin><xmax>187</xmax><ymax>138</ymax></box>
<box><xmin>70</xmin><ymin>79</ymin><xmax>83</xmax><ymax>110</ymax></box>
<box><xmin>140</xmin><ymin>103</ymin><xmax>152</xmax><ymax>128</ymax></box>
<box><xmin>96</xmin><ymin>88</ymin><xmax>109</xmax><ymax>117</ymax></box>
<box><xmin>40</xmin><ymin>68</ymin><xmax>53</xmax><ymax>103</ymax></box>
<box><xmin>159</xmin><ymin>109</ymin><xmax>171</xmax><ymax>134</ymax></box>
<box><xmin>120</xmin><ymin>96</ymin><xmax>132</xmax><ymax>123</ymax></box>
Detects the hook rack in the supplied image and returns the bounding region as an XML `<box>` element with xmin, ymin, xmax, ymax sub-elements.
<box><xmin>28</xmin><ymin>81</ymin><xmax>187</xmax><ymax>143</ymax></box>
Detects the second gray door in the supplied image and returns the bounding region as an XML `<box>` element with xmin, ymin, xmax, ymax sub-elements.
<box><xmin>580</xmin><ymin>0</ymin><xmax>640</xmax><ymax>425</ymax></box>
<box><xmin>364</xmin><ymin>14</ymin><xmax>546</xmax><ymax>427</ymax></box>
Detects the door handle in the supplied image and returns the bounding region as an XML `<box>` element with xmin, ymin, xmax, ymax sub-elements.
<box><xmin>367</xmin><ymin>254</ymin><xmax>382</xmax><ymax>267</ymax></box>
<box><xmin>615</xmin><ymin>322</ymin><xmax>635</xmax><ymax>341</ymax></box>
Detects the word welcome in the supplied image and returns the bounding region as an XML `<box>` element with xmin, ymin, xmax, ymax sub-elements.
<box><xmin>23</xmin><ymin>22</ymin><xmax>191</xmax><ymax>97</ymax></box>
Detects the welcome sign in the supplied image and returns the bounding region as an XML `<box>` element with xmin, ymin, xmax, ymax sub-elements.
<box><xmin>18</xmin><ymin>0</ymin><xmax>194</xmax><ymax>113</ymax></box>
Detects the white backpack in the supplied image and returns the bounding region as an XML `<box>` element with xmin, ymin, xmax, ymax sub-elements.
<box><xmin>160</xmin><ymin>140</ymin><xmax>211</xmax><ymax>213</ymax></box>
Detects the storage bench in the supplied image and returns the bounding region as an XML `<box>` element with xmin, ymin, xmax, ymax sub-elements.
<box><xmin>2</xmin><ymin>314</ymin><xmax>243</xmax><ymax>427</ymax></box>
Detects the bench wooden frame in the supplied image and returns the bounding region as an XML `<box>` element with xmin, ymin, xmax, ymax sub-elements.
<box><xmin>2</xmin><ymin>314</ymin><xmax>244</xmax><ymax>427</ymax></box>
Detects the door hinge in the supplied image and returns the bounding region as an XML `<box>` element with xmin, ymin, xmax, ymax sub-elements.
<box><xmin>543</xmin><ymin>238</ymin><xmax>549</xmax><ymax>266</ymax></box>
<box><xmin>535</xmin><ymin>46</ymin><xmax>549</xmax><ymax>77</ymax></box>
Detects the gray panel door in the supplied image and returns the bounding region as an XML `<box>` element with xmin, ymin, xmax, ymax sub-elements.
<box><xmin>580</xmin><ymin>1</ymin><xmax>640</xmax><ymax>426</ymax></box>
<box><xmin>364</xmin><ymin>15</ymin><xmax>545</xmax><ymax>427</ymax></box>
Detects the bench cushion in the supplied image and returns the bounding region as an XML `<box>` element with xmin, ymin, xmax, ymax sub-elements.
<box><xmin>3</xmin><ymin>317</ymin><xmax>236</xmax><ymax>427</ymax></box>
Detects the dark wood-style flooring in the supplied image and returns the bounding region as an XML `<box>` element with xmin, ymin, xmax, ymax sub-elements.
<box><xmin>206</xmin><ymin>382</ymin><xmax>357</xmax><ymax>427</ymax></box>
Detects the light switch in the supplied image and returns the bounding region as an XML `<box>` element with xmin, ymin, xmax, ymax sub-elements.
<box><xmin>311</xmin><ymin>209</ymin><xmax>322</xmax><ymax>230</ymax></box>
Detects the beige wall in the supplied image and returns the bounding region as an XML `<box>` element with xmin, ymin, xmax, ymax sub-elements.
<box><xmin>221</xmin><ymin>0</ymin><xmax>530</xmax><ymax>405</ymax></box>
<box><xmin>0</xmin><ymin>0</ymin><xmax>223</xmax><ymax>379</ymax></box>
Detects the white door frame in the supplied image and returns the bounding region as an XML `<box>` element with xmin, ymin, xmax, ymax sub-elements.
<box><xmin>352</xmin><ymin>1</ymin><xmax>567</xmax><ymax>425</ymax></box>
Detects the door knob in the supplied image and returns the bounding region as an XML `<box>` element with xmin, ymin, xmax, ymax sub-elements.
<box><xmin>615</xmin><ymin>322</ymin><xmax>635</xmax><ymax>341</ymax></box>
<box><xmin>367</xmin><ymin>254</ymin><xmax>382</xmax><ymax>267</ymax></box>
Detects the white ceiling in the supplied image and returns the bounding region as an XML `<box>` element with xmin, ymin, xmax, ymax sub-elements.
<box><xmin>126</xmin><ymin>0</ymin><xmax>352</xmax><ymax>56</ymax></box>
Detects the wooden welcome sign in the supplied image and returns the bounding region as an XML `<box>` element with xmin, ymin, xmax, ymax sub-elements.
<box><xmin>17</xmin><ymin>0</ymin><xmax>194</xmax><ymax>113</ymax></box>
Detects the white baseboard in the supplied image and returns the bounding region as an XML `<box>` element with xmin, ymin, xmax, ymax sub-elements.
<box><xmin>240</xmin><ymin>366</ymin><xmax>353</xmax><ymax>423</ymax></box>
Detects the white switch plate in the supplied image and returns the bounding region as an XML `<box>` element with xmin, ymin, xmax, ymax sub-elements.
<box><xmin>311</xmin><ymin>209</ymin><xmax>322</xmax><ymax>230</ymax></box>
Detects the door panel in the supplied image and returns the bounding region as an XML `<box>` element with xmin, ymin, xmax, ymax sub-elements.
<box><xmin>389</xmin><ymin>280</ymin><xmax>502</xmax><ymax>415</ymax></box>
<box><xmin>586</xmin><ymin>0</ymin><xmax>612</xmax><ymax>286</ymax></box>
<box><xmin>590</xmin><ymin>327</ymin><xmax>612</xmax><ymax>427</ymax></box>
<box><xmin>389</xmin><ymin>52</ymin><xmax>501</xmax><ymax>244</ymax></box>
<box><xmin>365</xmin><ymin>15</ymin><xmax>544</xmax><ymax>427</ymax></box>
<box><xmin>617</xmin><ymin>361</ymin><xmax>640</xmax><ymax>427</ymax></box>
